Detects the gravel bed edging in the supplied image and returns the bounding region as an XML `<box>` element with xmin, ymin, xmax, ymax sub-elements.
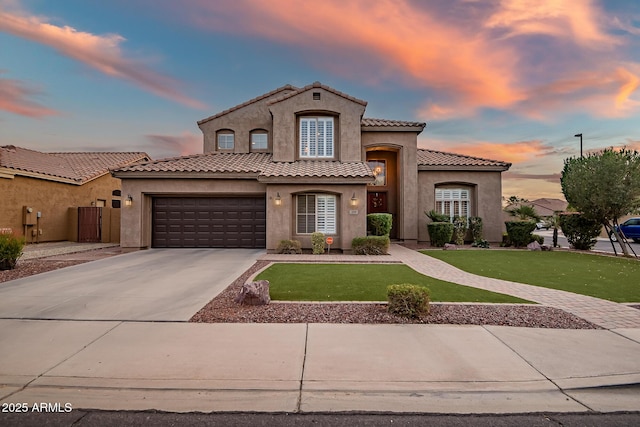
<box><xmin>190</xmin><ymin>261</ymin><xmax>601</xmax><ymax>329</ymax></box>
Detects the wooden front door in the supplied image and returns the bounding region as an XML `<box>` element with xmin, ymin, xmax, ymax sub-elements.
<box><xmin>367</xmin><ymin>192</ymin><xmax>387</xmax><ymax>213</ymax></box>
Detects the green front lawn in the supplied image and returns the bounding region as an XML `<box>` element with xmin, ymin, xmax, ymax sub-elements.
<box><xmin>422</xmin><ymin>250</ymin><xmax>640</xmax><ymax>303</ymax></box>
<box><xmin>255</xmin><ymin>263</ymin><xmax>532</xmax><ymax>303</ymax></box>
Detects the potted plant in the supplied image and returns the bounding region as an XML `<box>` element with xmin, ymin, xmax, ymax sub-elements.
<box><xmin>0</xmin><ymin>233</ymin><xmax>25</xmax><ymax>270</ymax></box>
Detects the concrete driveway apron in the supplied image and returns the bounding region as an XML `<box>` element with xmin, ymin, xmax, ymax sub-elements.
<box><xmin>0</xmin><ymin>248</ymin><xmax>263</xmax><ymax>321</ymax></box>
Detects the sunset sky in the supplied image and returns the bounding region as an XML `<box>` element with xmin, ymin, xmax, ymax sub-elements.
<box><xmin>2</xmin><ymin>0</ymin><xmax>639</xmax><ymax>200</ymax></box>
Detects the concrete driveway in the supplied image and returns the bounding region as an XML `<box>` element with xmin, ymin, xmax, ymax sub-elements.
<box><xmin>0</xmin><ymin>248</ymin><xmax>263</xmax><ymax>321</ymax></box>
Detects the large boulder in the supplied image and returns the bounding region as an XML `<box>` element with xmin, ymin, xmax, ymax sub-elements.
<box><xmin>527</xmin><ymin>241</ymin><xmax>542</xmax><ymax>251</ymax></box>
<box><xmin>235</xmin><ymin>280</ymin><xmax>271</xmax><ymax>305</ymax></box>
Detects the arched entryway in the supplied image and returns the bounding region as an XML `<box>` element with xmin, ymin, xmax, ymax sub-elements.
<box><xmin>366</xmin><ymin>148</ymin><xmax>399</xmax><ymax>239</ymax></box>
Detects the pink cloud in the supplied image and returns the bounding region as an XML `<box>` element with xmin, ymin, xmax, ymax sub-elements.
<box><xmin>145</xmin><ymin>132</ymin><xmax>202</xmax><ymax>158</ymax></box>
<box><xmin>428</xmin><ymin>139</ymin><xmax>558</xmax><ymax>164</ymax></box>
<box><xmin>503</xmin><ymin>171</ymin><xmax>561</xmax><ymax>183</ymax></box>
<box><xmin>0</xmin><ymin>7</ymin><xmax>206</xmax><ymax>109</ymax></box>
<box><xmin>516</xmin><ymin>67</ymin><xmax>640</xmax><ymax>119</ymax></box>
<box><xmin>0</xmin><ymin>75</ymin><xmax>59</xmax><ymax>118</ymax></box>
<box><xmin>485</xmin><ymin>0</ymin><xmax>618</xmax><ymax>48</ymax></box>
<box><xmin>163</xmin><ymin>0</ymin><xmax>639</xmax><ymax>121</ymax></box>
<box><xmin>170</xmin><ymin>0</ymin><xmax>523</xmax><ymax>110</ymax></box>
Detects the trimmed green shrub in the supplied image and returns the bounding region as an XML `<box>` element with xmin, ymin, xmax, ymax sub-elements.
<box><xmin>559</xmin><ymin>213</ymin><xmax>602</xmax><ymax>250</ymax></box>
<box><xmin>387</xmin><ymin>283</ymin><xmax>430</xmax><ymax>318</ymax></box>
<box><xmin>352</xmin><ymin>236</ymin><xmax>390</xmax><ymax>255</ymax></box>
<box><xmin>505</xmin><ymin>221</ymin><xmax>536</xmax><ymax>247</ymax></box>
<box><xmin>469</xmin><ymin>217</ymin><xmax>483</xmax><ymax>241</ymax></box>
<box><xmin>367</xmin><ymin>213</ymin><xmax>392</xmax><ymax>236</ymax></box>
<box><xmin>501</xmin><ymin>232</ymin><xmax>512</xmax><ymax>247</ymax></box>
<box><xmin>276</xmin><ymin>239</ymin><xmax>302</xmax><ymax>254</ymax></box>
<box><xmin>427</xmin><ymin>222</ymin><xmax>454</xmax><ymax>247</ymax></box>
<box><xmin>0</xmin><ymin>233</ymin><xmax>25</xmax><ymax>270</ymax></box>
<box><xmin>311</xmin><ymin>232</ymin><xmax>325</xmax><ymax>254</ymax></box>
<box><xmin>452</xmin><ymin>216</ymin><xmax>468</xmax><ymax>245</ymax></box>
<box><xmin>425</xmin><ymin>209</ymin><xmax>450</xmax><ymax>223</ymax></box>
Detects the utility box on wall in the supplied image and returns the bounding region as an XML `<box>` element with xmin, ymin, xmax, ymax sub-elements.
<box><xmin>22</xmin><ymin>206</ymin><xmax>36</xmax><ymax>226</ymax></box>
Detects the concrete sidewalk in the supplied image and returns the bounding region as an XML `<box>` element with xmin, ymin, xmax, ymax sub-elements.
<box><xmin>0</xmin><ymin>320</ymin><xmax>639</xmax><ymax>414</ymax></box>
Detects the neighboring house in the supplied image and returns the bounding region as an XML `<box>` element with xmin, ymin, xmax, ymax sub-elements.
<box><xmin>113</xmin><ymin>82</ymin><xmax>511</xmax><ymax>252</ymax></box>
<box><xmin>529</xmin><ymin>198</ymin><xmax>568</xmax><ymax>217</ymax></box>
<box><xmin>503</xmin><ymin>198</ymin><xmax>568</xmax><ymax>223</ymax></box>
<box><xmin>0</xmin><ymin>146</ymin><xmax>149</xmax><ymax>243</ymax></box>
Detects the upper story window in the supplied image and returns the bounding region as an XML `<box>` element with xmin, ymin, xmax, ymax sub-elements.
<box><xmin>300</xmin><ymin>117</ymin><xmax>334</xmax><ymax>158</ymax></box>
<box><xmin>251</xmin><ymin>130</ymin><xmax>268</xmax><ymax>150</ymax></box>
<box><xmin>217</xmin><ymin>131</ymin><xmax>234</xmax><ymax>150</ymax></box>
<box><xmin>435</xmin><ymin>188</ymin><xmax>470</xmax><ymax>220</ymax></box>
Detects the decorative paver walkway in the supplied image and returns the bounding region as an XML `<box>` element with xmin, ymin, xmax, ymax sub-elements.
<box><xmin>389</xmin><ymin>245</ymin><xmax>640</xmax><ymax>330</ymax></box>
<box><xmin>262</xmin><ymin>245</ymin><xmax>640</xmax><ymax>329</ymax></box>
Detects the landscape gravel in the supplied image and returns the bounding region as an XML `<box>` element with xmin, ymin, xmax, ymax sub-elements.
<box><xmin>190</xmin><ymin>261</ymin><xmax>601</xmax><ymax>329</ymax></box>
<box><xmin>0</xmin><ymin>259</ymin><xmax>87</xmax><ymax>283</ymax></box>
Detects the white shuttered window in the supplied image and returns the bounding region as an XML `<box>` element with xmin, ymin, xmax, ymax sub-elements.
<box><xmin>300</xmin><ymin>117</ymin><xmax>334</xmax><ymax>158</ymax></box>
<box><xmin>297</xmin><ymin>194</ymin><xmax>336</xmax><ymax>234</ymax></box>
<box><xmin>435</xmin><ymin>189</ymin><xmax>470</xmax><ymax>220</ymax></box>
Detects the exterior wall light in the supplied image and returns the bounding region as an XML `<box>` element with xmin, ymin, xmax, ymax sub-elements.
<box><xmin>350</xmin><ymin>192</ymin><xmax>358</xmax><ymax>207</ymax></box>
<box><xmin>124</xmin><ymin>195</ymin><xmax>133</xmax><ymax>207</ymax></box>
<box><xmin>274</xmin><ymin>192</ymin><xmax>282</xmax><ymax>206</ymax></box>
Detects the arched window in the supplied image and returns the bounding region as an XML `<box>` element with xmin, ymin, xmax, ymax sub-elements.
<box><xmin>435</xmin><ymin>188</ymin><xmax>470</xmax><ymax>220</ymax></box>
<box><xmin>217</xmin><ymin>130</ymin><xmax>234</xmax><ymax>150</ymax></box>
<box><xmin>299</xmin><ymin>116</ymin><xmax>334</xmax><ymax>158</ymax></box>
<box><xmin>250</xmin><ymin>129</ymin><xmax>268</xmax><ymax>150</ymax></box>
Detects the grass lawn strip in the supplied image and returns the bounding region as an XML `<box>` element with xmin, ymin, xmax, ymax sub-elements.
<box><xmin>255</xmin><ymin>263</ymin><xmax>532</xmax><ymax>303</ymax></box>
<box><xmin>422</xmin><ymin>250</ymin><xmax>640</xmax><ymax>303</ymax></box>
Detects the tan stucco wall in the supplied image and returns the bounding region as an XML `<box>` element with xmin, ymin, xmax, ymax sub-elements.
<box><xmin>198</xmin><ymin>89</ymin><xmax>296</xmax><ymax>153</ymax></box>
<box><xmin>266</xmin><ymin>184</ymin><xmax>367</xmax><ymax>253</ymax></box>
<box><xmin>362</xmin><ymin>131</ymin><xmax>419</xmax><ymax>243</ymax></box>
<box><xmin>269</xmin><ymin>88</ymin><xmax>366</xmax><ymax>162</ymax></box>
<box><xmin>0</xmin><ymin>174</ymin><xmax>123</xmax><ymax>243</ymax></box>
<box><xmin>119</xmin><ymin>178</ymin><xmax>267</xmax><ymax>249</ymax></box>
<box><xmin>418</xmin><ymin>170</ymin><xmax>505</xmax><ymax>243</ymax></box>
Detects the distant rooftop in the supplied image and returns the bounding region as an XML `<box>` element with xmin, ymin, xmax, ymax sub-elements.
<box><xmin>0</xmin><ymin>145</ymin><xmax>150</xmax><ymax>184</ymax></box>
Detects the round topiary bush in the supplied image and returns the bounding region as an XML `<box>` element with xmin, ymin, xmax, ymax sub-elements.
<box><xmin>427</xmin><ymin>222</ymin><xmax>454</xmax><ymax>247</ymax></box>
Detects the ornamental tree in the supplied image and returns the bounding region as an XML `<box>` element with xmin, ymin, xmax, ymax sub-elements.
<box><xmin>560</xmin><ymin>148</ymin><xmax>640</xmax><ymax>256</ymax></box>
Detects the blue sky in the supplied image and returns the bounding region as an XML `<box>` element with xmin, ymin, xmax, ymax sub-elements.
<box><xmin>1</xmin><ymin>0</ymin><xmax>639</xmax><ymax>199</ymax></box>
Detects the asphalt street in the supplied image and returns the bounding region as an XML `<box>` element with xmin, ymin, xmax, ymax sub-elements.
<box><xmin>535</xmin><ymin>229</ymin><xmax>640</xmax><ymax>255</ymax></box>
<box><xmin>2</xmin><ymin>410</ymin><xmax>640</xmax><ymax>427</ymax></box>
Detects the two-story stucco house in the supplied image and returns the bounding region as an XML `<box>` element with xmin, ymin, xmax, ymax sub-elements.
<box><xmin>113</xmin><ymin>82</ymin><xmax>510</xmax><ymax>252</ymax></box>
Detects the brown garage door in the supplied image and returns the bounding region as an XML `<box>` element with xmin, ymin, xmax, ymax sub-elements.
<box><xmin>152</xmin><ymin>197</ymin><xmax>266</xmax><ymax>248</ymax></box>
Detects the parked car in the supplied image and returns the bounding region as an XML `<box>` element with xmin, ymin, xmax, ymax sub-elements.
<box><xmin>536</xmin><ymin>221</ymin><xmax>550</xmax><ymax>230</ymax></box>
<box><xmin>611</xmin><ymin>218</ymin><xmax>640</xmax><ymax>243</ymax></box>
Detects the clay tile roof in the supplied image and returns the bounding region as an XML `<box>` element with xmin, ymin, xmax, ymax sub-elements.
<box><xmin>417</xmin><ymin>149</ymin><xmax>511</xmax><ymax>170</ymax></box>
<box><xmin>113</xmin><ymin>152</ymin><xmax>273</xmax><ymax>174</ymax></box>
<box><xmin>260</xmin><ymin>160</ymin><xmax>374</xmax><ymax>178</ymax></box>
<box><xmin>0</xmin><ymin>145</ymin><xmax>149</xmax><ymax>183</ymax></box>
<box><xmin>267</xmin><ymin>81</ymin><xmax>368</xmax><ymax>106</ymax></box>
<box><xmin>361</xmin><ymin>118</ymin><xmax>426</xmax><ymax>128</ymax></box>
<box><xmin>197</xmin><ymin>85</ymin><xmax>298</xmax><ymax>125</ymax></box>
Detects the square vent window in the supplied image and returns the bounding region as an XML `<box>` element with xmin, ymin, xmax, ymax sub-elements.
<box><xmin>313</xmin><ymin>92</ymin><xmax>321</xmax><ymax>100</ymax></box>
